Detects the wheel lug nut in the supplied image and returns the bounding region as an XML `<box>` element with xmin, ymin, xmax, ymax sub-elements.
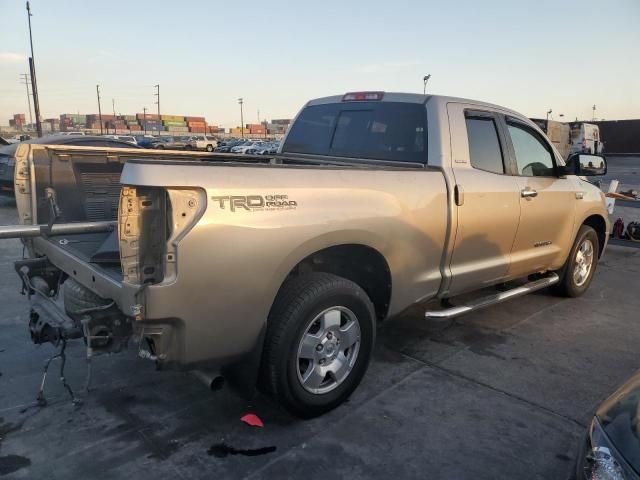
<box><xmin>316</xmin><ymin>344</ymin><xmax>323</xmax><ymax>351</ymax></box>
<box><xmin>319</xmin><ymin>359</ymin><xmax>325</xmax><ymax>365</ymax></box>
<box><xmin>327</xmin><ymin>332</ymin><xmax>333</xmax><ymax>339</ymax></box>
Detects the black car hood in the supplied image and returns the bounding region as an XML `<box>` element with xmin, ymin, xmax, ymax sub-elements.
<box><xmin>597</xmin><ymin>370</ymin><xmax>640</xmax><ymax>474</ymax></box>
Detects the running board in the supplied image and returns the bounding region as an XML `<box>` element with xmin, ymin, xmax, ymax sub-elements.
<box><xmin>425</xmin><ymin>273</ymin><xmax>560</xmax><ymax>319</ymax></box>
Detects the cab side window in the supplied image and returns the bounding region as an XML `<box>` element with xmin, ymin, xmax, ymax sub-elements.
<box><xmin>507</xmin><ymin>123</ymin><xmax>555</xmax><ymax>177</ymax></box>
<box><xmin>465</xmin><ymin>115</ymin><xmax>504</xmax><ymax>174</ymax></box>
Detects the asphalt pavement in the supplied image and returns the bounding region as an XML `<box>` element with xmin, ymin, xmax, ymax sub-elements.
<box><xmin>0</xmin><ymin>193</ymin><xmax>639</xmax><ymax>479</ymax></box>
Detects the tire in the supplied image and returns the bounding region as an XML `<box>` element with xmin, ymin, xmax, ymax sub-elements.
<box><xmin>206</xmin><ymin>144</ymin><xmax>214</xmax><ymax>152</ymax></box>
<box><xmin>156</xmin><ymin>145</ymin><xmax>164</xmax><ymax>149</ymax></box>
<box><xmin>261</xmin><ymin>273</ymin><xmax>376</xmax><ymax>418</ymax></box>
<box><xmin>184</xmin><ymin>145</ymin><xmax>192</xmax><ymax>151</ymax></box>
<box><xmin>553</xmin><ymin>225</ymin><xmax>599</xmax><ymax>297</ymax></box>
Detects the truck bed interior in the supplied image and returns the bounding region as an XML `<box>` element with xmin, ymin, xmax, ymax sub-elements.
<box><xmin>32</xmin><ymin>147</ymin><xmax>126</xmax><ymax>281</ymax></box>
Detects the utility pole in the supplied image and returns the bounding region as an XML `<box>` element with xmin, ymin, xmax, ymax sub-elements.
<box><xmin>26</xmin><ymin>2</ymin><xmax>42</xmax><ymax>137</ymax></box>
<box><xmin>20</xmin><ymin>74</ymin><xmax>33</xmax><ymax>127</ymax></box>
<box><xmin>154</xmin><ymin>84</ymin><xmax>160</xmax><ymax>119</ymax></box>
<box><xmin>96</xmin><ymin>85</ymin><xmax>103</xmax><ymax>135</ymax></box>
<box><xmin>112</xmin><ymin>98</ymin><xmax>116</xmax><ymax>133</ymax></box>
<box><xmin>592</xmin><ymin>104</ymin><xmax>596</xmax><ymax>121</ymax></box>
<box><xmin>546</xmin><ymin>109</ymin><xmax>552</xmax><ymax>121</ymax></box>
<box><xmin>143</xmin><ymin>107</ymin><xmax>147</xmax><ymax>135</ymax></box>
<box><xmin>238</xmin><ymin>98</ymin><xmax>244</xmax><ymax>138</ymax></box>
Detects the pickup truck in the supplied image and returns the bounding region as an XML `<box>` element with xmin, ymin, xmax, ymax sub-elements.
<box><xmin>8</xmin><ymin>92</ymin><xmax>609</xmax><ymax>417</ymax></box>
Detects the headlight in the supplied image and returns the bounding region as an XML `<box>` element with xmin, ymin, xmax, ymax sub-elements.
<box><xmin>577</xmin><ymin>418</ymin><xmax>638</xmax><ymax>479</ymax></box>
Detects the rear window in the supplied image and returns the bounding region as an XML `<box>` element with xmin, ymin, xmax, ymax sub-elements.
<box><xmin>282</xmin><ymin>102</ymin><xmax>427</xmax><ymax>163</ymax></box>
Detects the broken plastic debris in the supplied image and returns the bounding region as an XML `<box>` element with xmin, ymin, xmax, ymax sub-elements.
<box><xmin>240</xmin><ymin>413</ymin><xmax>264</xmax><ymax>427</ymax></box>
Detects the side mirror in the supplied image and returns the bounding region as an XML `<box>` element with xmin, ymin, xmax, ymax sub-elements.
<box><xmin>565</xmin><ymin>153</ymin><xmax>607</xmax><ymax>176</ymax></box>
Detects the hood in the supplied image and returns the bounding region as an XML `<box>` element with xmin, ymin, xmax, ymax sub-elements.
<box><xmin>596</xmin><ymin>370</ymin><xmax>640</xmax><ymax>475</ymax></box>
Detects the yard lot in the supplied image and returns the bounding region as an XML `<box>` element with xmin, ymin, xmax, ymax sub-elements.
<box><xmin>1</xmin><ymin>175</ymin><xmax>639</xmax><ymax>479</ymax></box>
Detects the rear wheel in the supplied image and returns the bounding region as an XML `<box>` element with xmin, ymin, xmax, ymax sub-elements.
<box><xmin>261</xmin><ymin>273</ymin><xmax>375</xmax><ymax>418</ymax></box>
<box><xmin>206</xmin><ymin>144</ymin><xmax>214</xmax><ymax>152</ymax></box>
<box><xmin>553</xmin><ymin>225</ymin><xmax>599</xmax><ymax>297</ymax></box>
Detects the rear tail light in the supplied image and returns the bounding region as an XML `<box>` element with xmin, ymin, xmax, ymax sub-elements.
<box><xmin>342</xmin><ymin>91</ymin><xmax>384</xmax><ymax>102</ymax></box>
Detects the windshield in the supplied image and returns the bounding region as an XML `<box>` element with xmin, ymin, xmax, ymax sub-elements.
<box><xmin>282</xmin><ymin>101</ymin><xmax>427</xmax><ymax>163</ymax></box>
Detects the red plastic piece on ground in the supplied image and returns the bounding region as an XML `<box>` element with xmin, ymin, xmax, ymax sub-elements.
<box><xmin>240</xmin><ymin>413</ymin><xmax>264</xmax><ymax>428</ymax></box>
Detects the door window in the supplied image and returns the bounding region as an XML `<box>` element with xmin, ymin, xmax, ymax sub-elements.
<box><xmin>507</xmin><ymin>123</ymin><xmax>555</xmax><ymax>177</ymax></box>
<box><xmin>465</xmin><ymin>116</ymin><xmax>504</xmax><ymax>174</ymax></box>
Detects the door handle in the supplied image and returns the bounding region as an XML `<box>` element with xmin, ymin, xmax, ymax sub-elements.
<box><xmin>521</xmin><ymin>188</ymin><xmax>538</xmax><ymax>198</ymax></box>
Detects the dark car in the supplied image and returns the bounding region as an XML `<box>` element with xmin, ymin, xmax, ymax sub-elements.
<box><xmin>0</xmin><ymin>135</ymin><xmax>140</xmax><ymax>195</ymax></box>
<box><xmin>134</xmin><ymin>135</ymin><xmax>161</xmax><ymax>148</ymax></box>
<box><xmin>575</xmin><ymin>370</ymin><xmax>640</xmax><ymax>479</ymax></box>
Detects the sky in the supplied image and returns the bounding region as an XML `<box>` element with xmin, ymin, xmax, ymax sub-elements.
<box><xmin>0</xmin><ymin>0</ymin><xmax>638</xmax><ymax>127</ymax></box>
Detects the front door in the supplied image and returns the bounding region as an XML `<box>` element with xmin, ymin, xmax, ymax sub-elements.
<box><xmin>446</xmin><ymin>103</ymin><xmax>521</xmax><ymax>296</ymax></box>
<box><xmin>503</xmin><ymin>118</ymin><xmax>577</xmax><ymax>278</ymax></box>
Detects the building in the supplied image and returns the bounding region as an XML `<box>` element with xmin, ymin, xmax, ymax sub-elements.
<box><xmin>593</xmin><ymin>120</ymin><xmax>640</xmax><ymax>154</ymax></box>
<box><xmin>8</xmin><ymin>114</ymin><xmax>26</xmax><ymax>130</ymax></box>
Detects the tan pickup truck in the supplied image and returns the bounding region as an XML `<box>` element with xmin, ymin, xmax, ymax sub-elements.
<box><xmin>8</xmin><ymin>92</ymin><xmax>609</xmax><ymax>417</ymax></box>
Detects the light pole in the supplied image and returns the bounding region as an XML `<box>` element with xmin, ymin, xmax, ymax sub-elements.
<box><xmin>96</xmin><ymin>85</ymin><xmax>103</xmax><ymax>135</ymax></box>
<box><xmin>154</xmin><ymin>84</ymin><xmax>160</xmax><ymax>119</ymax></box>
<box><xmin>592</xmin><ymin>104</ymin><xmax>596</xmax><ymax>121</ymax></box>
<box><xmin>238</xmin><ymin>98</ymin><xmax>244</xmax><ymax>138</ymax></box>
<box><xmin>546</xmin><ymin>109</ymin><xmax>552</xmax><ymax>121</ymax></box>
<box><xmin>26</xmin><ymin>2</ymin><xmax>42</xmax><ymax>137</ymax></box>
<box><xmin>143</xmin><ymin>107</ymin><xmax>147</xmax><ymax>135</ymax></box>
<box><xmin>423</xmin><ymin>74</ymin><xmax>431</xmax><ymax>95</ymax></box>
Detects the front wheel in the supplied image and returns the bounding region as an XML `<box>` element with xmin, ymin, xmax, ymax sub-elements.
<box><xmin>261</xmin><ymin>273</ymin><xmax>376</xmax><ymax>418</ymax></box>
<box><xmin>553</xmin><ymin>225</ymin><xmax>599</xmax><ymax>297</ymax></box>
<box><xmin>206</xmin><ymin>144</ymin><xmax>214</xmax><ymax>152</ymax></box>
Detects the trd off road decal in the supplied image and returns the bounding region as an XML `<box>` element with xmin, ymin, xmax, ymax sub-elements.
<box><xmin>210</xmin><ymin>194</ymin><xmax>298</xmax><ymax>212</ymax></box>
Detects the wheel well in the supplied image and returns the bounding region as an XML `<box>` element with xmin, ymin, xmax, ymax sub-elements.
<box><xmin>583</xmin><ymin>214</ymin><xmax>607</xmax><ymax>257</ymax></box>
<box><xmin>281</xmin><ymin>244</ymin><xmax>392</xmax><ymax>321</ymax></box>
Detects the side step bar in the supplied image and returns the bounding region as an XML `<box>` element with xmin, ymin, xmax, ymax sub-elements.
<box><xmin>425</xmin><ymin>273</ymin><xmax>560</xmax><ymax>319</ymax></box>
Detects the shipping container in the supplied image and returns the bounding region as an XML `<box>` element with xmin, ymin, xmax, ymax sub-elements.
<box><xmin>187</xmin><ymin>121</ymin><xmax>206</xmax><ymax>128</ymax></box>
<box><xmin>163</xmin><ymin>120</ymin><xmax>187</xmax><ymax>127</ymax></box>
<box><xmin>185</xmin><ymin>116</ymin><xmax>206</xmax><ymax>122</ymax></box>
<box><xmin>161</xmin><ymin>115</ymin><xmax>185</xmax><ymax>122</ymax></box>
<box><xmin>137</xmin><ymin>113</ymin><xmax>160</xmax><ymax>121</ymax></box>
<box><xmin>167</xmin><ymin>126</ymin><xmax>189</xmax><ymax>132</ymax></box>
<box><xmin>189</xmin><ymin>127</ymin><xmax>206</xmax><ymax>133</ymax></box>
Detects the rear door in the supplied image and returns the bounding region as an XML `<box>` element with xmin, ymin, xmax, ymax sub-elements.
<box><xmin>446</xmin><ymin>103</ymin><xmax>521</xmax><ymax>295</ymax></box>
<box><xmin>503</xmin><ymin>117</ymin><xmax>577</xmax><ymax>276</ymax></box>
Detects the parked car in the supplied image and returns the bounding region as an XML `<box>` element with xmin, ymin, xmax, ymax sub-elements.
<box><xmin>132</xmin><ymin>135</ymin><xmax>158</xmax><ymax>148</ymax></box>
<box><xmin>254</xmin><ymin>142</ymin><xmax>280</xmax><ymax>155</ymax></box>
<box><xmin>103</xmin><ymin>135</ymin><xmax>138</xmax><ymax>146</ymax></box>
<box><xmin>10</xmin><ymin>91</ymin><xmax>609</xmax><ymax>418</ymax></box>
<box><xmin>214</xmin><ymin>140</ymin><xmax>244</xmax><ymax>153</ymax></box>
<box><xmin>0</xmin><ymin>135</ymin><xmax>140</xmax><ymax>195</ymax></box>
<box><xmin>58</xmin><ymin>132</ymin><xmax>86</xmax><ymax>136</ymax></box>
<box><xmin>186</xmin><ymin>135</ymin><xmax>218</xmax><ymax>152</ymax></box>
<box><xmin>149</xmin><ymin>136</ymin><xmax>190</xmax><ymax>150</ymax></box>
<box><xmin>574</xmin><ymin>370</ymin><xmax>640</xmax><ymax>479</ymax></box>
<box><xmin>231</xmin><ymin>141</ymin><xmax>263</xmax><ymax>154</ymax></box>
